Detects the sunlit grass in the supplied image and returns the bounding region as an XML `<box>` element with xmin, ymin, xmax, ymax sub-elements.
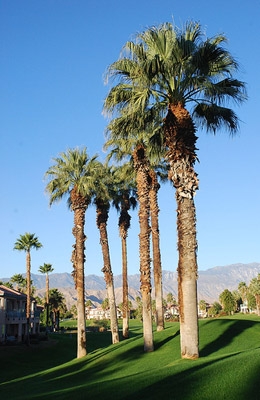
<box><xmin>1</xmin><ymin>315</ymin><xmax>259</xmax><ymax>399</ymax></box>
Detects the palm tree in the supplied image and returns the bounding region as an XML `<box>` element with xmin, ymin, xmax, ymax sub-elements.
<box><xmin>249</xmin><ymin>275</ymin><xmax>260</xmax><ymax>316</ymax></box>
<box><xmin>49</xmin><ymin>288</ymin><xmax>66</xmax><ymax>331</ymax></box>
<box><xmin>45</xmin><ymin>147</ymin><xmax>99</xmax><ymax>358</ymax></box>
<box><xmin>111</xmin><ymin>164</ymin><xmax>137</xmax><ymax>339</ymax></box>
<box><xmin>238</xmin><ymin>281</ymin><xmax>248</xmax><ymax>305</ymax></box>
<box><xmin>14</xmin><ymin>232</ymin><xmax>42</xmax><ymax>344</ymax></box>
<box><xmin>10</xmin><ymin>274</ymin><xmax>26</xmax><ymax>292</ymax></box>
<box><xmin>148</xmin><ymin>165</ymin><xmax>168</xmax><ymax>331</ymax></box>
<box><xmin>39</xmin><ymin>263</ymin><xmax>54</xmax><ymax>331</ymax></box>
<box><xmin>105</xmin><ymin>126</ymin><xmax>166</xmax><ymax>347</ymax></box>
<box><xmin>106</xmin><ymin>132</ymin><xmax>154</xmax><ymax>350</ymax></box>
<box><xmin>93</xmin><ymin>162</ymin><xmax>119</xmax><ymax>344</ymax></box>
<box><xmin>132</xmin><ymin>143</ymin><xmax>154</xmax><ymax>351</ymax></box>
<box><xmin>104</xmin><ymin>21</ymin><xmax>247</xmax><ymax>358</ymax></box>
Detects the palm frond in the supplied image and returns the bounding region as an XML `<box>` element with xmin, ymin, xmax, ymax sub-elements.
<box><xmin>193</xmin><ymin>102</ymin><xmax>240</xmax><ymax>134</ymax></box>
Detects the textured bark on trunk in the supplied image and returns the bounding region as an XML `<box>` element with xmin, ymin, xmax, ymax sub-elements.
<box><xmin>26</xmin><ymin>251</ymin><xmax>31</xmax><ymax>345</ymax></box>
<box><xmin>97</xmin><ymin>203</ymin><xmax>119</xmax><ymax>344</ymax></box>
<box><xmin>177</xmin><ymin>197</ymin><xmax>199</xmax><ymax>358</ymax></box>
<box><xmin>119</xmin><ymin>197</ymin><xmax>131</xmax><ymax>339</ymax></box>
<box><xmin>71</xmin><ymin>188</ymin><xmax>87</xmax><ymax>358</ymax></box>
<box><xmin>121</xmin><ymin>235</ymin><xmax>129</xmax><ymax>338</ymax></box>
<box><xmin>149</xmin><ymin>169</ymin><xmax>164</xmax><ymax>331</ymax></box>
<box><xmin>256</xmin><ymin>294</ymin><xmax>260</xmax><ymax>316</ymax></box>
<box><xmin>46</xmin><ymin>274</ymin><xmax>50</xmax><ymax>330</ymax></box>
<box><xmin>133</xmin><ymin>145</ymin><xmax>154</xmax><ymax>352</ymax></box>
<box><xmin>164</xmin><ymin>103</ymin><xmax>199</xmax><ymax>359</ymax></box>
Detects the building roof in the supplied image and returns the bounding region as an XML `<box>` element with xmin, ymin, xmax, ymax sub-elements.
<box><xmin>0</xmin><ymin>285</ymin><xmax>27</xmax><ymax>300</ymax></box>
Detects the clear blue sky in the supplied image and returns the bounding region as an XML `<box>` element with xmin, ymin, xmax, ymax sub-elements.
<box><xmin>1</xmin><ymin>0</ymin><xmax>259</xmax><ymax>279</ymax></box>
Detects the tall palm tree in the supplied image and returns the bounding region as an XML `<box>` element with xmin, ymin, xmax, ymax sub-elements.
<box><xmin>14</xmin><ymin>232</ymin><xmax>42</xmax><ymax>344</ymax></box>
<box><xmin>93</xmin><ymin>162</ymin><xmax>119</xmax><ymax>344</ymax></box>
<box><xmin>39</xmin><ymin>263</ymin><xmax>54</xmax><ymax>331</ymax></box>
<box><xmin>104</xmin><ymin>21</ymin><xmax>247</xmax><ymax>358</ymax></box>
<box><xmin>45</xmin><ymin>147</ymin><xmax>99</xmax><ymax>358</ymax></box>
<box><xmin>105</xmin><ymin>134</ymin><xmax>154</xmax><ymax>350</ymax></box>
<box><xmin>132</xmin><ymin>144</ymin><xmax>154</xmax><ymax>351</ymax></box>
<box><xmin>111</xmin><ymin>164</ymin><xmax>138</xmax><ymax>339</ymax></box>
<box><xmin>105</xmin><ymin>126</ymin><xmax>166</xmax><ymax>345</ymax></box>
<box><xmin>149</xmin><ymin>168</ymin><xmax>164</xmax><ymax>331</ymax></box>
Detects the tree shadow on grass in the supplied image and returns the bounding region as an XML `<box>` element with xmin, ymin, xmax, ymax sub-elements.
<box><xmin>119</xmin><ymin>352</ymin><xmax>253</xmax><ymax>400</ymax></box>
<box><xmin>200</xmin><ymin>318</ymin><xmax>256</xmax><ymax>357</ymax></box>
<box><xmin>154</xmin><ymin>329</ymin><xmax>180</xmax><ymax>350</ymax></box>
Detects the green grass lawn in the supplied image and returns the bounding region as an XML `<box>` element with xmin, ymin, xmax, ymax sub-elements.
<box><xmin>1</xmin><ymin>314</ymin><xmax>259</xmax><ymax>400</ymax></box>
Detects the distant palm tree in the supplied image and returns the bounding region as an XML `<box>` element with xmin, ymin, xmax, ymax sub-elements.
<box><xmin>238</xmin><ymin>281</ymin><xmax>248</xmax><ymax>304</ymax></box>
<box><xmin>39</xmin><ymin>263</ymin><xmax>54</xmax><ymax>331</ymax></box>
<box><xmin>104</xmin><ymin>21</ymin><xmax>247</xmax><ymax>358</ymax></box>
<box><xmin>249</xmin><ymin>275</ymin><xmax>260</xmax><ymax>316</ymax></box>
<box><xmin>45</xmin><ymin>147</ymin><xmax>99</xmax><ymax>358</ymax></box>
<box><xmin>14</xmin><ymin>232</ymin><xmax>42</xmax><ymax>343</ymax></box>
<box><xmin>10</xmin><ymin>274</ymin><xmax>26</xmax><ymax>292</ymax></box>
<box><xmin>49</xmin><ymin>288</ymin><xmax>66</xmax><ymax>331</ymax></box>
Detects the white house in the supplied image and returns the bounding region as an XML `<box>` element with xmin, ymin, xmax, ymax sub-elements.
<box><xmin>86</xmin><ymin>306</ymin><xmax>122</xmax><ymax>320</ymax></box>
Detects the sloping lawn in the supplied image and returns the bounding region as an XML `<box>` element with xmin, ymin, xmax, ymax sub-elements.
<box><xmin>1</xmin><ymin>314</ymin><xmax>259</xmax><ymax>399</ymax></box>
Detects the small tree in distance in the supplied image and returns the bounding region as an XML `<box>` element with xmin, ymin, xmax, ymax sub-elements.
<box><xmin>219</xmin><ymin>289</ymin><xmax>236</xmax><ymax>315</ymax></box>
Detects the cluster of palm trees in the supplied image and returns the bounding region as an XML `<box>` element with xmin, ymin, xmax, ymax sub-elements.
<box><xmin>13</xmin><ymin>233</ymin><xmax>66</xmax><ymax>341</ymax></box>
<box><xmin>101</xmin><ymin>21</ymin><xmax>247</xmax><ymax>358</ymax></box>
<box><xmin>18</xmin><ymin>21</ymin><xmax>245</xmax><ymax>359</ymax></box>
<box><xmin>14</xmin><ymin>233</ymin><xmax>43</xmax><ymax>344</ymax></box>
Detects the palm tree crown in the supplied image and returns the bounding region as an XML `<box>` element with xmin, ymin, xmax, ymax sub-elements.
<box><xmin>14</xmin><ymin>232</ymin><xmax>42</xmax><ymax>253</ymax></box>
<box><xmin>45</xmin><ymin>147</ymin><xmax>99</xmax><ymax>207</ymax></box>
<box><xmin>105</xmin><ymin>21</ymin><xmax>247</xmax><ymax>134</ymax></box>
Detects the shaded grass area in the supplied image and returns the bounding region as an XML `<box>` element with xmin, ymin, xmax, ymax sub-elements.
<box><xmin>1</xmin><ymin>315</ymin><xmax>260</xmax><ymax>399</ymax></box>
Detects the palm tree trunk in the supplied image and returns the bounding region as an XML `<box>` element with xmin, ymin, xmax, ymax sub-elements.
<box><xmin>256</xmin><ymin>294</ymin><xmax>260</xmax><ymax>316</ymax></box>
<box><xmin>46</xmin><ymin>274</ymin><xmax>50</xmax><ymax>331</ymax></box>
<box><xmin>119</xmin><ymin>202</ymin><xmax>131</xmax><ymax>339</ymax></box>
<box><xmin>177</xmin><ymin>196</ymin><xmax>199</xmax><ymax>358</ymax></box>
<box><xmin>121</xmin><ymin>234</ymin><xmax>129</xmax><ymax>338</ymax></box>
<box><xmin>164</xmin><ymin>104</ymin><xmax>199</xmax><ymax>359</ymax></box>
<box><xmin>97</xmin><ymin>203</ymin><xmax>119</xmax><ymax>344</ymax></box>
<box><xmin>149</xmin><ymin>169</ymin><xmax>164</xmax><ymax>331</ymax></box>
<box><xmin>71</xmin><ymin>189</ymin><xmax>87</xmax><ymax>359</ymax></box>
<box><xmin>133</xmin><ymin>145</ymin><xmax>154</xmax><ymax>352</ymax></box>
<box><xmin>26</xmin><ymin>251</ymin><xmax>31</xmax><ymax>345</ymax></box>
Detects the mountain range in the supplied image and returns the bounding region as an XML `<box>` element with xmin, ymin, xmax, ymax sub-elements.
<box><xmin>2</xmin><ymin>262</ymin><xmax>260</xmax><ymax>309</ymax></box>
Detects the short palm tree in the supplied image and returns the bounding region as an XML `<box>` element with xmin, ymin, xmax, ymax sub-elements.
<box><xmin>39</xmin><ymin>263</ymin><xmax>54</xmax><ymax>331</ymax></box>
<box><xmin>104</xmin><ymin>21</ymin><xmax>247</xmax><ymax>358</ymax></box>
<box><xmin>49</xmin><ymin>288</ymin><xmax>66</xmax><ymax>331</ymax></box>
<box><xmin>45</xmin><ymin>147</ymin><xmax>99</xmax><ymax>358</ymax></box>
<box><xmin>14</xmin><ymin>232</ymin><xmax>42</xmax><ymax>344</ymax></box>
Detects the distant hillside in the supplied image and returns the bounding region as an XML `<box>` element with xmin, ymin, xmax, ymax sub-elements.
<box><xmin>1</xmin><ymin>262</ymin><xmax>260</xmax><ymax>309</ymax></box>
